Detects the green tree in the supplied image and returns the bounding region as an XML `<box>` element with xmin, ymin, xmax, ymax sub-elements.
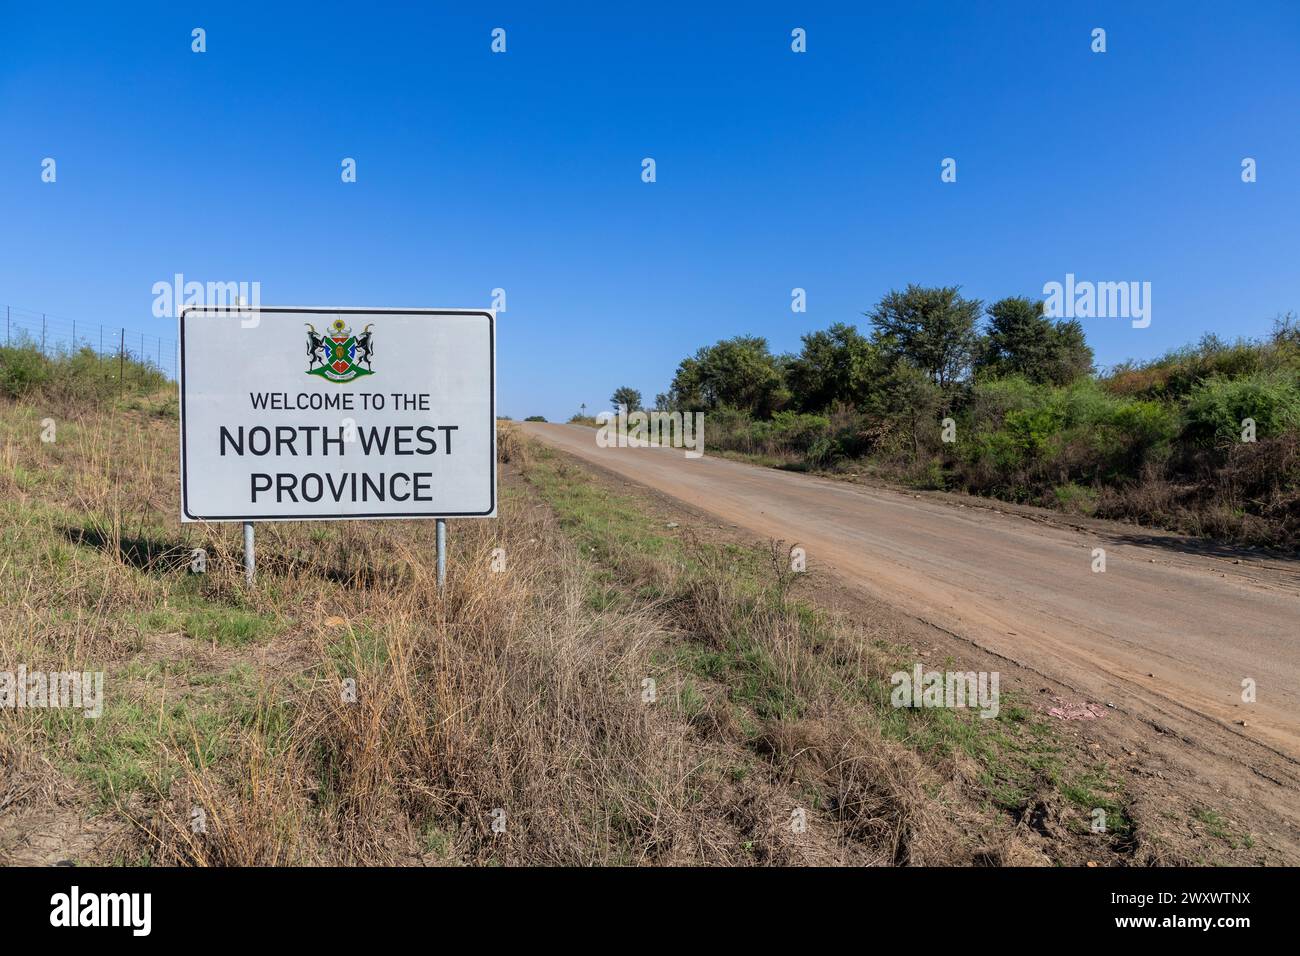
<box><xmin>978</xmin><ymin>296</ymin><xmax>1093</xmax><ymax>386</ymax></box>
<box><xmin>862</xmin><ymin>361</ymin><xmax>944</xmax><ymax>460</ymax></box>
<box><xmin>786</xmin><ymin>322</ymin><xmax>883</xmax><ymax>412</ymax></box>
<box><xmin>610</xmin><ymin>386</ymin><xmax>642</xmax><ymax>412</ymax></box>
<box><xmin>664</xmin><ymin>336</ymin><xmax>788</xmax><ymax>416</ymax></box>
<box><xmin>868</xmin><ymin>285</ymin><xmax>982</xmax><ymax>390</ymax></box>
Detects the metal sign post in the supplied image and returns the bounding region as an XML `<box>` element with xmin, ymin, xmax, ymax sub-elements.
<box><xmin>436</xmin><ymin>518</ymin><xmax>447</xmax><ymax>593</ymax></box>
<box><xmin>243</xmin><ymin>521</ymin><xmax>255</xmax><ymax>583</ymax></box>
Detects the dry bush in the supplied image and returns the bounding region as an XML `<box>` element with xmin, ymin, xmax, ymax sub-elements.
<box><xmin>147</xmin><ymin>721</ymin><xmax>312</xmax><ymax>866</ymax></box>
<box><xmin>622</xmin><ymin>541</ymin><xmax>990</xmax><ymax>864</ymax></box>
<box><xmin>136</xmin><ymin>486</ymin><xmax>702</xmax><ymax>865</ymax></box>
<box><xmin>495</xmin><ymin>420</ymin><xmax>529</xmax><ymax>468</ymax></box>
<box><xmin>0</xmin><ymin>728</ymin><xmax>64</xmax><ymax>828</ymax></box>
<box><xmin>1095</xmin><ymin>434</ymin><xmax>1300</xmax><ymax>548</ymax></box>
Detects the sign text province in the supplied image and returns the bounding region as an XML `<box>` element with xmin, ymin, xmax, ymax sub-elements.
<box><xmin>180</xmin><ymin>308</ymin><xmax>495</xmax><ymax>521</ymax></box>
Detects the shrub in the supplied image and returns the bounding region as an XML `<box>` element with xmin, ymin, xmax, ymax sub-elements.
<box><xmin>0</xmin><ymin>344</ymin><xmax>167</xmax><ymax>401</ymax></box>
<box><xmin>703</xmin><ymin>406</ymin><xmax>765</xmax><ymax>455</ymax></box>
<box><xmin>1053</xmin><ymin>482</ymin><xmax>1098</xmax><ymax>515</ymax></box>
<box><xmin>767</xmin><ymin>411</ymin><xmax>831</xmax><ymax>453</ymax></box>
<box><xmin>968</xmin><ymin>375</ymin><xmax>1045</xmax><ymax>422</ymax></box>
<box><xmin>0</xmin><ymin>344</ymin><xmax>52</xmax><ymax>398</ymax></box>
<box><xmin>1183</xmin><ymin>372</ymin><xmax>1300</xmax><ymax>446</ymax></box>
<box><xmin>956</xmin><ymin>379</ymin><xmax>1177</xmax><ymax>493</ymax></box>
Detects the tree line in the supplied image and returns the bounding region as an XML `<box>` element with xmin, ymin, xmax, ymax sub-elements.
<box><xmin>600</xmin><ymin>289</ymin><xmax>1300</xmax><ymax>549</ymax></box>
<box><xmin>608</xmin><ymin>285</ymin><xmax>1093</xmax><ymax>417</ymax></box>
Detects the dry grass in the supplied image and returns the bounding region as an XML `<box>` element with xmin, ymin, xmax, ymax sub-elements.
<box><xmin>1091</xmin><ymin>434</ymin><xmax>1300</xmax><ymax>546</ymax></box>
<box><xmin>0</xmin><ymin>389</ymin><xmax>1140</xmax><ymax>866</ymax></box>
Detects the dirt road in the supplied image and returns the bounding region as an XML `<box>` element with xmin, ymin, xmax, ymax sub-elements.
<box><xmin>524</xmin><ymin>423</ymin><xmax>1300</xmax><ymax>765</ymax></box>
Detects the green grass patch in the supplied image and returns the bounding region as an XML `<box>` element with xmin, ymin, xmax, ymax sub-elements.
<box><xmin>180</xmin><ymin>606</ymin><xmax>277</xmax><ymax>647</ymax></box>
<box><xmin>325</xmin><ymin>622</ymin><xmax>391</xmax><ymax>670</ymax></box>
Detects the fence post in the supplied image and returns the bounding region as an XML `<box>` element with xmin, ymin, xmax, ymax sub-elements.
<box><xmin>118</xmin><ymin>328</ymin><xmax>125</xmax><ymax>393</ymax></box>
<box><xmin>41</xmin><ymin>314</ymin><xmax>46</xmax><ymax>352</ymax></box>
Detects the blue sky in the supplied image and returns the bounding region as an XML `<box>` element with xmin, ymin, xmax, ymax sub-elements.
<box><xmin>2</xmin><ymin>1</ymin><xmax>1297</xmax><ymax>420</ymax></box>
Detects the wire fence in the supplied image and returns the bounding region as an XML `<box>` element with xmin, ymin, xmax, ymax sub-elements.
<box><xmin>1</xmin><ymin>303</ymin><xmax>177</xmax><ymax>381</ymax></box>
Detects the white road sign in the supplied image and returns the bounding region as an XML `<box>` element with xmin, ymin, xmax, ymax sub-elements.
<box><xmin>179</xmin><ymin>307</ymin><xmax>496</xmax><ymax>522</ymax></box>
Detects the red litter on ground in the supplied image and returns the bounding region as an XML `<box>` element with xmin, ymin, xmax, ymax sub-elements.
<box><xmin>1047</xmin><ymin>699</ymin><xmax>1107</xmax><ymax>720</ymax></box>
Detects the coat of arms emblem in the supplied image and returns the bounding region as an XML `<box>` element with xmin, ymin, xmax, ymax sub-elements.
<box><xmin>306</xmin><ymin>319</ymin><xmax>374</xmax><ymax>382</ymax></box>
